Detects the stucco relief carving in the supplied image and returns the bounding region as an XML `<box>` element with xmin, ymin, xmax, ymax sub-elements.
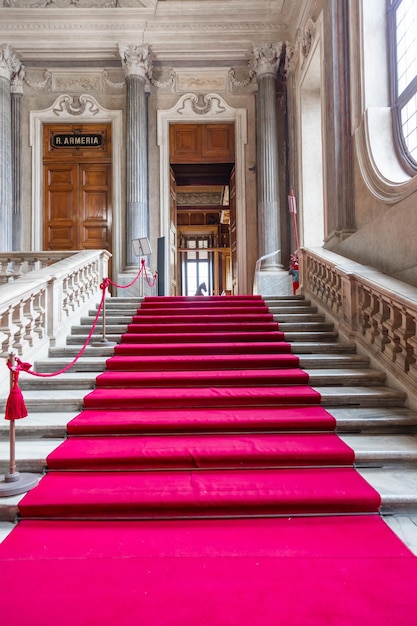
<box><xmin>175</xmin><ymin>69</ymin><xmax>228</xmax><ymax>93</ymax></box>
<box><xmin>177</xmin><ymin>93</ymin><xmax>227</xmax><ymax>116</ymax></box>
<box><xmin>284</xmin><ymin>18</ymin><xmax>318</xmax><ymax>74</ymax></box>
<box><xmin>52</xmin><ymin>94</ymin><xmax>101</xmax><ymax>116</ymax></box>
<box><xmin>301</xmin><ymin>19</ymin><xmax>317</xmax><ymax>60</ymax></box>
<box><xmin>52</xmin><ymin>71</ymin><xmax>103</xmax><ymax>93</ymax></box>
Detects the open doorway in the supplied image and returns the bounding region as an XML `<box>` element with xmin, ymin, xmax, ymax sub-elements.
<box><xmin>157</xmin><ymin>94</ymin><xmax>248</xmax><ymax>295</ymax></box>
<box><xmin>172</xmin><ymin>162</ymin><xmax>234</xmax><ymax>296</ymax></box>
<box><xmin>169</xmin><ymin>122</ymin><xmax>236</xmax><ymax>296</ymax></box>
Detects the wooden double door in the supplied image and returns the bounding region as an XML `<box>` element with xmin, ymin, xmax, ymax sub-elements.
<box><xmin>43</xmin><ymin>123</ymin><xmax>112</xmax><ymax>258</ymax></box>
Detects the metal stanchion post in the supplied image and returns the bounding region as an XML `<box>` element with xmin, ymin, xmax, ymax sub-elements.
<box><xmin>92</xmin><ymin>282</ymin><xmax>116</xmax><ymax>347</ymax></box>
<box><xmin>0</xmin><ymin>353</ymin><xmax>40</xmax><ymax>497</ymax></box>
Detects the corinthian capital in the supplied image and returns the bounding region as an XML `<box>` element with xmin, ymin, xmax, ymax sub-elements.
<box><xmin>250</xmin><ymin>42</ymin><xmax>284</xmax><ymax>77</ymax></box>
<box><xmin>0</xmin><ymin>44</ymin><xmax>23</xmax><ymax>82</ymax></box>
<box><xmin>118</xmin><ymin>44</ymin><xmax>153</xmax><ymax>82</ymax></box>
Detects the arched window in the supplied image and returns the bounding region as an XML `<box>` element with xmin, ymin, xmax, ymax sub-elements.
<box><xmin>388</xmin><ymin>0</ymin><xmax>417</xmax><ymax>172</ymax></box>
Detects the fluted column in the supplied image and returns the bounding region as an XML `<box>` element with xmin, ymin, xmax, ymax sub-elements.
<box><xmin>11</xmin><ymin>64</ymin><xmax>24</xmax><ymax>251</ymax></box>
<box><xmin>119</xmin><ymin>44</ymin><xmax>151</xmax><ymax>268</ymax></box>
<box><xmin>0</xmin><ymin>45</ymin><xmax>21</xmax><ymax>252</ymax></box>
<box><xmin>252</xmin><ymin>43</ymin><xmax>283</xmax><ymax>268</ymax></box>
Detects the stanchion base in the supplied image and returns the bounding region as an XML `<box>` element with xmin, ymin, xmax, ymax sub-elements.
<box><xmin>91</xmin><ymin>338</ymin><xmax>117</xmax><ymax>347</ymax></box>
<box><xmin>0</xmin><ymin>472</ymin><xmax>40</xmax><ymax>497</ymax></box>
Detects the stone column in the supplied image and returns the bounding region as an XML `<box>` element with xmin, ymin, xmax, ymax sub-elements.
<box><xmin>252</xmin><ymin>42</ymin><xmax>283</xmax><ymax>269</ymax></box>
<box><xmin>11</xmin><ymin>64</ymin><xmax>25</xmax><ymax>251</ymax></box>
<box><xmin>0</xmin><ymin>45</ymin><xmax>21</xmax><ymax>252</ymax></box>
<box><xmin>119</xmin><ymin>44</ymin><xmax>151</xmax><ymax>268</ymax></box>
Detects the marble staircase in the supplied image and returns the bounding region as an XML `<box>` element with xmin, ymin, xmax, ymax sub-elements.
<box><xmin>1</xmin><ymin>295</ymin><xmax>417</xmax><ymax>551</ymax></box>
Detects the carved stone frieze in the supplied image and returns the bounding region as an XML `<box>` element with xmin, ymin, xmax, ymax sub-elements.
<box><xmin>175</xmin><ymin>69</ymin><xmax>229</xmax><ymax>94</ymax></box>
<box><xmin>24</xmin><ymin>70</ymin><xmax>52</xmax><ymax>92</ymax></box>
<box><xmin>177</xmin><ymin>191</ymin><xmax>223</xmax><ymax>207</ymax></box>
<box><xmin>51</xmin><ymin>70</ymin><xmax>103</xmax><ymax>93</ymax></box>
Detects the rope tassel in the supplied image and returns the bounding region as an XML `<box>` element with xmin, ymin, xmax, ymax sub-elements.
<box><xmin>5</xmin><ymin>357</ymin><xmax>31</xmax><ymax>421</ymax></box>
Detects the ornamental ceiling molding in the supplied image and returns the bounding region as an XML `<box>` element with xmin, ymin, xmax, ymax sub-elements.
<box><xmin>1</xmin><ymin>0</ymin><xmax>148</xmax><ymax>6</ymax></box>
<box><xmin>0</xmin><ymin>21</ymin><xmax>148</xmax><ymax>32</ymax></box>
<box><xmin>146</xmin><ymin>22</ymin><xmax>286</xmax><ymax>34</ymax></box>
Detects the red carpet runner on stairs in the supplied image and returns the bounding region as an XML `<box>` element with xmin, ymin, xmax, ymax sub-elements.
<box><xmin>1</xmin><ymin>295</ymin><xmax>417</xmax><ymax>625</ymax></box>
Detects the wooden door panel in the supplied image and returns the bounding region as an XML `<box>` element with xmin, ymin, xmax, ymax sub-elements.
<box><xmin>44</xmin><ymin>164</ymin><xmax>78</xmax><ymax>250</ymax></box>
<box><xmin>79</xmin><ymin>164</ymin><xmax>112</xmax><ymax>250</ymax></box>
<box><xmin>203</xmin><ymin>124</ymin><xmax>235</xmax><ymax>160</ymax></box>
<box><xmin>43</xmin><ymin>123</ymin><xmax>112</xmax><ymax>263</ymax></box>
<box><xmin>170</xmin><ymin>123</ymin><xmax>234</xmax><ymax>163</ymax></box>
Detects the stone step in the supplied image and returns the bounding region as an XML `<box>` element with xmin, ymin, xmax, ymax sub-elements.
<box><xmin>340</xmin><ymin>434</ymin><xmax>417</xmax><ymax>467</ymax></box>
<box><xmin>32</xmin><ymin>353</ymin><xmax>371</xmax><ymax>374</ymax></box>
<box><xmin>0</xmin><ymin>411</ymin><xmax>78</xmax><ymax>439</ymax></box>
<box><xmin>1</xmin><ymin>449</ymin><xmax>417</xmax><ymax>523</ymax></box>
<box><xmin>331</xmin><ymin>407</ymin><xmax>417</xmax><ymax>434</ymax></box>
<box><xmin>0</xmin><ymin>390</ymin><xmax>86</xmax><ymax>413</ymax></box>
<box><xmin>1</xmin><ymin>407</ymin><xmax>416</xmax><ymax>441</ymax></box>
<box><xmin>49</xmin><ymin>345</ymin><xmax>115</xmax><ymax>358</ymax></box>
<box><xmin>0</xmin><ymin>438</ymin><xmax>63</xmax><ymax>474</ymax></box>
<box><xmin>0</xmin><ymin>385</ymin><xmax>406</xmax><ymax>413</ymax></box>
<box><xmin>49</xmin><ymin>341</ymin><xmax>357</xmax><ymax>358</ymax></box>
<box><xmin>89</xmin><ymin>306</ymin><xmax>322</xmax><ymax>317</ymax></box>
<box><xmin>292</xmin><ymin>342</ymin><xmax>356</xmax><ymax>354</ymax></box>
<box><xmin>70</xmin><ymin>321</ymin><xmax>336</xmax><ymax>336</ymax></box>
<box><xmin>316</xmin><ymin>385</ymin><xmax>406</xmax><ymax>408</ymax></box>
<box><xmin>34</xmin><ymin>357</ymin><xmax>107</xmax><ymax>373</ymax></box>
<box><xmin>3</xmin><ymin>433</ymin><xmax>417</xmax><ymax>477</ymax></box>
<box><xmin>65</xmin><ymin>331</ymin><xmax>341</xmax><ymax>344</ymax></box>
<box><xmin>358</xmin><ymin>467</ymin><xmax>417</xmax><ymax>515</ymax></box>
<box><xmin>15</xmin><ymin>368</ymin><xmax>387</xmax><ymax>391</ymax></box>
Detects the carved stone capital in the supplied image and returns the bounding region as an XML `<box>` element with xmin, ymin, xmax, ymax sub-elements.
<box><xmin>250</xmin><ymin>42</ymin><xmax>283</xmax><ymax>78</ymax></box>
<box><xmin>0</xmin><ymin>45</ymin><xmax>23</xmax><ymax>82</ymax></box>
<box><xmin>11</xmin><ymin>65</ymin><xmax>25</xmax><ymax>94</ymax></box>
<box><xmin>118</xmin><ymin>44</ymin><xmax>153</xmax><ymax>82</ymax></box>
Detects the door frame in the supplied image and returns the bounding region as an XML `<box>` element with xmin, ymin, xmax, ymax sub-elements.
<box><xmin>157</xmin><ymin>93</ymin><xmax>248</xmax><ymax>295</ymax></box>
<box><xmin>30</xmin><ymin>94</ymin><xmax>123</xmax><ymax>281</ymax></box>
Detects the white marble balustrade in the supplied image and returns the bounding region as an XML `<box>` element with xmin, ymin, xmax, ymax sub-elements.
<box><xmin>0</xmin><ymin>250</ymin><xmax>110</xmax><ymax>383</ymax></box>
<box><xmin>300</xmin><ymin>247</ymin><xmax>417</xmax><ymax>401</ymax></box>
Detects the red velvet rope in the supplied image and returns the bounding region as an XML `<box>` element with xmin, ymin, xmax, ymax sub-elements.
<box><xmin>143</xmin><ymin>263</ymin><xmax>158</xmax><ymax>288</ymax></box>
<box><xmin>7</xmin><ymin>260</ymin><xmax>158</xmax><ymax>380</ymax></box>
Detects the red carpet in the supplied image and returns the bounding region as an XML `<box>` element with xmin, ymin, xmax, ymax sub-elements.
<box><xmin>1</xmin><ymin>294</ymin><xmax>417</xmax><ymax>625</ymax></box>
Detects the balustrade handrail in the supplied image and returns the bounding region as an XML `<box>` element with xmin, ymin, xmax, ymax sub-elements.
<box><xmin>253</xmin><ymin>250</ymin><xmax>281</xmax><ymax>295</ymax></box>
<box><xmin>299</xmin><ymin>246</ymin><xmax>417</xmax><ymax>404</ymax></box>
<box><xmin>0</xmin><ymin>250</ymin><xmax>111</xmax><ymax>388</ymax></box>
